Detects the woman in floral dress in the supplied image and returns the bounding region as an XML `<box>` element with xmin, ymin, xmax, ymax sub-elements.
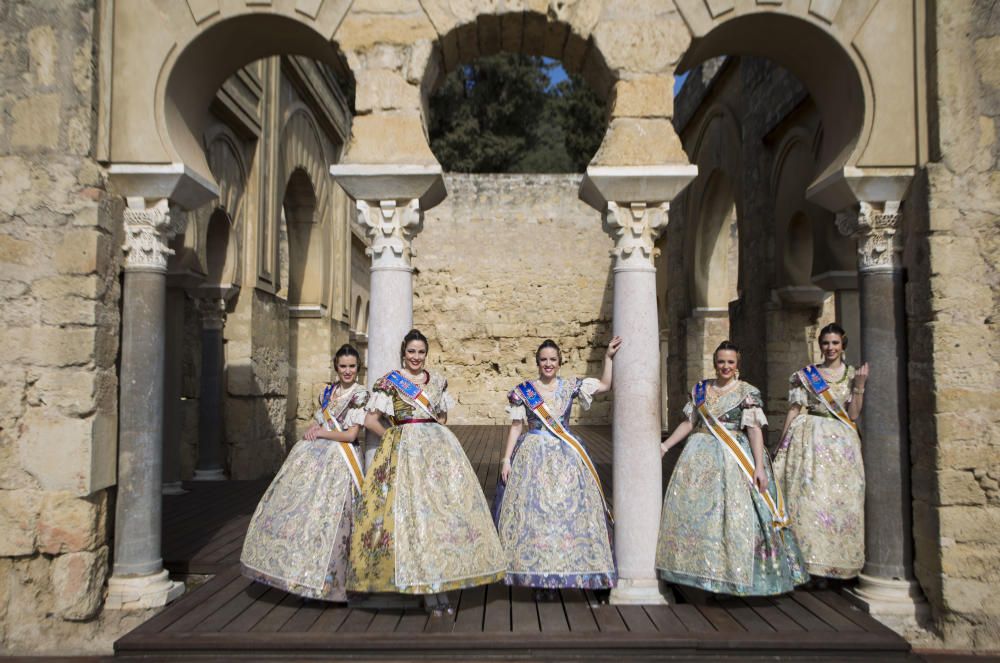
<box><xmin>348</xmin><ymin>329</ymin><xmax>505</xmax><ymax>615</ymax></box>
<box><xmin>494</xmin><ymin>337</ymin><xmax>622</xmax><ymax>598</ymax></box>
<box><xmin>656</xmin><ymin>341</ymin><xmax>808</xmax><ymax>596</ymax></box>
<box><xmin>241</xmin><ymin>344</ymin><xmax>368</xmax><ymax>601</ymax></box>
<box><xmin>773</xmin><ymin>323</ymin><xmax>869</xmax><ymax>580</ymax></box>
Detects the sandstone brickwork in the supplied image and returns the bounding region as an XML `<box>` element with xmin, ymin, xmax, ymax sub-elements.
<box><xmin>414</xmin><ymin>174</ymin><xmax>614</xmax><ymax>425</ymax></box>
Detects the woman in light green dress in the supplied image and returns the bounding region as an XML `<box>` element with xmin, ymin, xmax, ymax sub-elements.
<box><xmin>656</xmin><ymin>341</ymin><xmax>808</xmax><ymax>596</ymax></box>
<box><xmin>773</xmin><ymin>323</ymin><xmax>869</xmax><ymax>579</ymax></box>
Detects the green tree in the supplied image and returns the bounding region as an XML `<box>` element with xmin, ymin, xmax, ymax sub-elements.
<box><xmin>429</xmin><ymin>53</ymin><xmax>606</xmax><ymax>173</ymax></box>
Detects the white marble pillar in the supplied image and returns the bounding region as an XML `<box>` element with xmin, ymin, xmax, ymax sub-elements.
<box><xmin>580</xmin><ymin>165</ymin><xmax>697</xmax><ymax>605</ymax></box>
<box><xmin>106</xmin><ymin>197</ymin><xmax>185</xmax><ymax>610</ymax></box>
<box><xmin>837</xmin><ymin>201</ymin><xmax>928</xmax><ymax>623</ymax></box>
<box><xmin>604</xmin><ymin>201</ymin><xmax>672</xmax><ymax>605</ymax></box>
<box><xmin>355</xmin><ymin>199</ymin><xmax>423</xmax><ymax>467</ymax></box>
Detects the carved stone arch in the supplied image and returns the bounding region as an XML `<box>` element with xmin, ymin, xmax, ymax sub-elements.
<box><xmin>203</xmin><ymin>126</ymin><xmax>249</xmax><ymax>287</ymax></box>
<box><xmin>280</xmin><ymin>105</ymin><xmax>330</xmax><ymax>223</ymax></box>
<box><xmin>771</xmin><ymin>128</ymin><xmax>822</xmax><ymax>290</ymax></box>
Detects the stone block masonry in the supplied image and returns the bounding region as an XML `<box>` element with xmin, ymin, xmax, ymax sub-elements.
<box><xmin>414</xmin><ymin>174</ymin><xmax>614</xmax><ymax>425</ymax></box>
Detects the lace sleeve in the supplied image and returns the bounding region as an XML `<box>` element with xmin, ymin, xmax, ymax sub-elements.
<box><xmin>342</xmin><ymin>390</ymin><xmax>370</xmax><ymax>428</ymax></box>
<box><xmin>366</xmin><ymin>379</ymin><xmax>394</xmax><ymax>417</ymax></box>
<box><xmin>575</xmin><ymin>377</ymin><xmax>601</xmax><ymax>410</ymax></box>
<box><xmin>740</xmin><ymin>387</ymin><xmax>768</xmax><ymax>429</ymax></box>
<box><xmin>435</xmin><ymin>378</ymin><xmax>456</xmax><ymax>415</ymax></box>
<box><xmin>788</xmin><ymin>372</ymin><xmax>809</xmax><ymax>407</ymax></box>
<box><xmin>682</xmin><ymin>400</ymin><xmax>697</xmax><ymax>425</ymax></box>
<box><xmin>506</xmin><ymin>388</ymin><xmax>526</xmax><ymax>422</ymax></box>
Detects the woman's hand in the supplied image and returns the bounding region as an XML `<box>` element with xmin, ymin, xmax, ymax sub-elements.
<box><xmin>659</xmin><ymin>441</ymin><xmax>669</xmax><ymax>458</ymax></box>
<box><xmin>753</xmin><ymin>465</ymin><xmax>768</xmax><ymax>493</ymax></box>
<box><xmin>855</xmin><ymin>362</ymin><xmax>870</xmax><ymax>388</ymax></box>
<box><xmin>304</xmin><ymin>423</ymin><xmax>322</xmax><ymax>441</ymax></box>
<box><xmin>605</xmin><ymin>336</ymin><xmax>623</xmax><ymax>359</ymax></box>
<box><xmin>501</xmin><ymin>458</ymin><xmax>511</xmax><ymax>483</ymax></box>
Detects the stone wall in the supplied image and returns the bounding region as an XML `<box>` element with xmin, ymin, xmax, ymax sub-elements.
<box><xmin>413</xmin><ymin>174</ymin><xmax>614</xmax><ymax>424</ymax></box>
<box><xmin>906</xmin><ymin>0</ymin><xmax>1000</xmax><ymax>648</ymax></box>
<box><xmin>0</xmin><ymin>0</ymin><xmax>151</xmax><ymax>652</ymax></box>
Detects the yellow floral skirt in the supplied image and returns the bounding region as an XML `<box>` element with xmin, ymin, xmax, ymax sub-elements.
<box><xmin>348</xmin><ymin>422</ymin><xmax>506</xmax><ymax>594</ymax></box>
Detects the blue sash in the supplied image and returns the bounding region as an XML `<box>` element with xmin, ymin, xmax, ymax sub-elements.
<box><xmin>800</xmin><ymin>365</ymin><xmax>858</xmax><ymax>433</ymax></box>
<box><xmin>385</xmin><ymin>370</ymin><xmax>437</xmax><ymax>421</ymax></box>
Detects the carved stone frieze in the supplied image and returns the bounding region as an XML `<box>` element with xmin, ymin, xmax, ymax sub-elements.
<box><xmin>836</xmin><ymin>201</ymin><xmax>902</xmax><ymax>273</ymax></box>
<box><xmin>603</xmin><ymin>201</ymin><xmax>669</xmax><ymax>270</ymax></box>
<box><xmin>122</xmin><ymin>198</ymin><xmax>188</xmax><ymax>272</ymax></box>
<box><xmin>355</xmin><ymin>199</ymin><xmax>423</xmax><ymax>269</ymax></box>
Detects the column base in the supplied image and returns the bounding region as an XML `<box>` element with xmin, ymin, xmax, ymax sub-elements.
<box><xmin>610</xmin><ymin>578</ymin><xmax>673</xmax><ymax>605</ymax></box>
<box><xmin>846</xmin><ymin>574</ymin><xmax>931</xmax><ymax>623</ymax></box>
<box><xmin>105</xmin><ymin>569</ymin><xmax>184</xmax><ymax>610</ymax></box>
<box><xmin>162</xmin><ymin>481</ymin><xmax>188</xmax><ymax>495</ymax></box>
<box><xmin>192</xmin><ymin>468</ymin><xmax>226</xmax><ymax>481</ymax></box>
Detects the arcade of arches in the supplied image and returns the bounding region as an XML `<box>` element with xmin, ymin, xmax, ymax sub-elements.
<box><xmin>0</xmin><ymin>0</ymin><xmax>997</xmax><ymax>654</ymax></box>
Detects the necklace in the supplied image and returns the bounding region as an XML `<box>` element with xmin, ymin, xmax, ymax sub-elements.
<box><xmin>818</xmin><ymin>364</ymin><xmax>848</xmax><ymax>384</ymax></box>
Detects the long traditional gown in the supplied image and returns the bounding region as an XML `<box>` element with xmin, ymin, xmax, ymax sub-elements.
<box><xmin>772</xmin><ymin>366</ymin><xmax>865</xmax><ymax>578</ymax></box>
<box><xmin>240</xmin><ymin>383</ymin><xmax>368</xmax><ymax>601</ymax></box>
<box><xmin>494</xmin><ymin>377</ymin><xmax>616</xmax><ymax>589</ymax></box>
<box><xmin>656</xmin><ymin>380</ymin><xmax>808</xmax><ymax>595</ymax></box>
<box><xmin>348</xmin><ymin>371</ymin><xmax>506</xmax><ymax>594</ymax></box>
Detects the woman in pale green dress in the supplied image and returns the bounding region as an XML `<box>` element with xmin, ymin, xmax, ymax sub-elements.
<box><xmin>656</xmin><ymin>341</ymin><xmax>808</xmax><ymax>596</ymax></box>
<box><xmin>241</xmin><ymin>344</ymin><xmax>368</xmax><ymax>601</ymax></box>
<box><xmin>773</xmin><ymin>323</ymin><xmax>869</xmax><ymax>579</ymax></box>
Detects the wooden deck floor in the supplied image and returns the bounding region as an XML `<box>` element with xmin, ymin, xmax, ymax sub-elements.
<box><xmin>119</xmin><ymin>425</ymin><xmax>914</xmax><ymax>660</ymax></box>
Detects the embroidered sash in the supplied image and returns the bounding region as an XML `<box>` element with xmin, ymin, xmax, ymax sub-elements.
<box><xmin>385</xmin><ymin>370</ymin><xmax>439</xmax><ymax>422</ymax></box>
<box><xmin>317</xmin><ymin>385</ymin><xmax>364</xmax><ymax>494</ymax></box>
<box><xmin>516</xmin><ymin>381</ymin><xmax>613</xmax><ymax>524</ymax></box>
<box><xmin>693</xmin><ymin>381</ymin><xmax>789</xmax><ymax>529</ymax></box>
<box><xmin>799</xmin><ymin>365</ymin><xmax>858</xmax><ymax>434</ymax></box>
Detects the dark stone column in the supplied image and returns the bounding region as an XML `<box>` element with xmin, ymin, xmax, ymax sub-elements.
<box><xmin>194</xmin><ymin>297</ymin><xmax>227</xmax><ymax>480</ymax></box>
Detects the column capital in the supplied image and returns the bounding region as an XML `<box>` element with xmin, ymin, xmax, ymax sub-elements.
<box><xmin>356</xmin><ymin>199</ymin><xmax>423</xmax><ymax>270</ymax></box>
<box><xmin>604</xmin><ymin>201</ymin><xmax>669</xmax><ymax>271</ymax></box>
<box><xmin>122</xmin><ymin>198</ymin><xmax>187</xmax><ymax>273</ymax></box>
<box><xmin>836</xmin><ymin>200</ymin><xmax>903</xmax><ymax>273</ymax></box>
<box><xmin>195</xmin><ymin>296</ymin><xmax>227</xmax><ymax>330</ymax></box>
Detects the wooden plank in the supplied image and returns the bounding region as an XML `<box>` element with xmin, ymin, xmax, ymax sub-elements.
<box><xmin>643</xmin><ymin>605</ymin><xmax>689</xmax><ymax>634</ymax></box>
<box><xmin>306</xmin><ymin>604</ymin><xmax>351</xmax><ymax>633</ymax></box>
<box><xmin>695</xmin><ymin>603</ymin><xmax>746</xmax><ymax>632</ymax></box>
<box><xmin>617</xmin><ymin>604</ymin><xmax>656</xmax><ymax>633</ymax></box>
<box><xmin>220</xmin><ymin>587</ymin><xmax>286</xmax><ymax>632</ymax></box>
<box><xmin>338</xmin><ymin>608</ymin><xmax>377</xmax><ymax>633</ymax></box>
<box><xmin>125</xmin><ymin>567</ymin><xmax>241</xmax><ymax>636</ymax></box>
<box><xmin>561</xmin><ymin>589</ymin><xmax>598</xmax><ymax>633</ymax></box>
<box><xmin>536</xmin><ymin>596</ymin><xmax>569</xmax><ymax>633</ymax></box>
<box><xmin>251</xmin><ymin>592</ymin><xmax>303</xmax><ymax>632</ymax></box>
<box><xmin>671</xmin><ymin>604</ymin><xmax>715</xmax><ymax>632</ymax></box>
<box><xmin>366</xmin><ymin>609</ymin><xmax>403</xmax><ymax>633</ymax></box>
<box><xmin>790</xmin><ymin>591</ymin><xmax>865</xmax><ymax>632</ymax></box>
<box><xmin>587</xmin><ymin>591</ymin><xmax>627</xmax><ymax>633</ymax></box>
<box><xmin>482</xmin><ymin>583</ymin><xmax>510</xmax><ymax>632</ymax></box>
<box><xmin>715</xmin><ymin>596</ymin><xmax>775</xmax><ymax>632</ymax></box>
<box><xmin>394</xmin><ymin>609</ymin><xmax>429</xmax><ymax>633</ymax></box>
<box><xmin>278</xmin><ymin>600</ymin><xmax>326</xmax><ymax>632</ymax></box>
<box><xmin>453</xmin><ymin>586</ymin><xmax>486</xmax><ymax>633</ymax></box>
<box><xmin>510</xmin><ymin>586</ymin><xmax>539</xmax><ymax>632</ymax></box>
<box><xmin>742</xmin><ymin>596</ymin><xmax>805</xmax><ymax>632</ymax></box>
<box><xmin>190</xmin><ymin>578</ymin><xmax>270</xmax><ymax>633</ymax></box>
<box><xmin>811</xmin><ymin>590</ymin><xmax>904</xmax><ymax>636</ymax></box>
<box><xmin>771</xmin><ymin>594</ymin><xmax>834</xmax><ymax>631</ymax></box>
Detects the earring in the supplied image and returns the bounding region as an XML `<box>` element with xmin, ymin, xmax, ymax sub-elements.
<box><xmin>735</xmin><ymin>368</ymin><xmax>741</xmax><ymax>380</ymax></box>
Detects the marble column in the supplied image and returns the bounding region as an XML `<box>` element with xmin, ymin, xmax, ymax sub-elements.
<box><xmin>355</xmin><ymin>199</ymin><xmax>423</xmax><ymax>467</ymax></box>
<box><xmin>161</xmin><ymin>287</ymin><xmax>187</xmax><ymax>495</ymax></box>
<box><xmin>106</xmin><ymin>198</ymin><xmax>185</xmax><ymax>610</ymax></box>
<box><xmin>604</xmin><ymin>202</ymin><xmax>672</xmax><ymax>605</ymax></box>
<box><xmin>837</xmin><ymin>201</ymin><xmax>928</xmax><ymax>622</ymax></box>
<box><xmin>193</xmin><ymin>297</ymin><xmax>227</xmax><ymax>480</ymax></box>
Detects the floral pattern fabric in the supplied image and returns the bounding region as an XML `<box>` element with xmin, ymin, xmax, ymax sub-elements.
<box><xmin>348</xmin><ymin>371</ymin><xmax>506</xmax><ymax>594</ymax></box>
<box><xmin>240</xmin><ymin>384</ymin><xmax>368</xmax><ymax>601</ymax></box>
<box><xmin>656</xmin><ymin>380</ymin><xmax>809</xmax><ymax>595</ymax></box>
<box><xmin>494</xmin><ymin>377</ymin><xmax>616</xmax><ymax>589</ymax></box>
<box><xmin>773</xmin><ymin>366</ymin><xmax>865</xmax><ymax>578</ymax></box>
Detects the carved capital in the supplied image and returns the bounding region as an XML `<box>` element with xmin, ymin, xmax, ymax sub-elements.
<box><xmin>196</xmin><ymin>297</ymin><xmax>227</xmax><ymax>331</ymax></box>
<box><xmin>836</xmin><ymin>201</ymin><xmax>902</xmax><ymax>273</ymax></box>
<box><xmin>122</xmin><ymin>198</ymin><xmax>187</xmax><ymax>272</ymax></box>
<box><xmin>603</xmin><ymin>201</ymin><xmax>669</xmax><ymax>270</ymax></box>
<box><xmin>355</xmin><ymin>199</ymin><xmax>423</xmax><ymax>269</ymax></box>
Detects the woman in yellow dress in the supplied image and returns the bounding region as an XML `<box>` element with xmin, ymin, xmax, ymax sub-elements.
<box><xmin>773</xmin><ymin>323</ymin><xmax>869</xmax><ymax>580</ymax></box>
<box><xmin>348</xmin><ymin>329</ymin><xmax>505</xmax><ymax>615</ymax></box>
